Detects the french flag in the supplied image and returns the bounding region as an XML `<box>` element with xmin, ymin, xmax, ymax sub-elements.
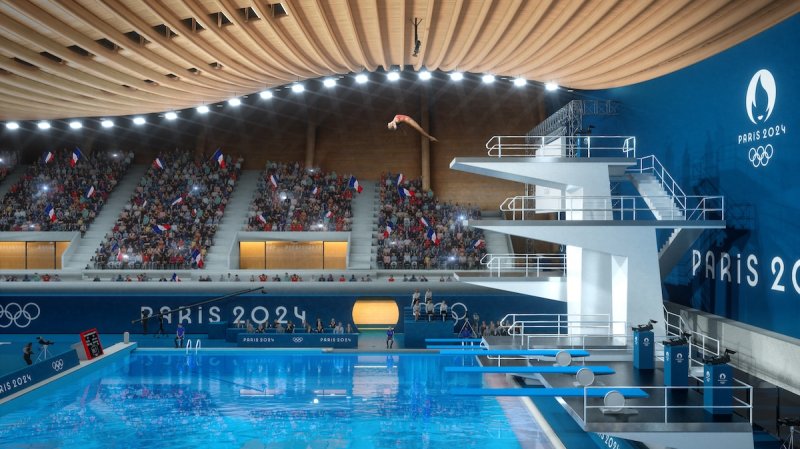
<box><xmin>383</xmin><ymin>222</ymin><xmax>393</xmax><ymax>238</ymax></box>
<box><xmin>269</xmin><ymin>174</ymin><xmax>279</xmax><ymax>189</ymax></box>
<box><xmin>42</xmin><ymin>151</ymin><xmax>54</xmax><ymax>164</ymax></box>
<box><xmin>141</xmin><ymin>199</ymin><xmax>148</xmax><ymax>209</ymax></box>
<box><xmin>85</xmin><ymin>185</ymin><xmax>95</xmax><ymax>199</ymax></box>
<box><xmin>44</xmin><ymin>204</ymin><xmax>56</xmax><ymax>222</ymax></box>
<box><xmin>257</xmin><ymin>213</ymin><xmax>267</xmax><ymax>224</ymax></box>
<box><xmin>153</xmin><ymin>158</ymin><xmax>164</xmax><ymax>170</ymax></box>
<box><xmin>311</xmin><ymin>185</ymin><xmax>319</xmax><ymax>195</ymax></box>
<box><xmin>211</xmin><ymin>148</ymin><xmax>225</xmax><ymax>169</ymax></box>
<box><xmin>396</xmin><ymin>173</ymin><xmax>404</xmax><ymax>185</ymax></box>
<box><xmin>427</xmin><ymin>227</ymin><xmax>440</xmax><ymax>245</ymax></box>
<box><xmin>472</xmin><ymin>239</ymin><xmax>485</xmax><ymax>248</ymax></box>
<box><xmin>419</xmin><ymin>217</ymin><xmax>430</xmax><ymax>228</ymax></box>
<box><xmin>325</xmin><ymin>210</ymin><xmax>333</xmax><ymax>219</ymax></box>
<box><xmin>348</xmin><ymin>175</ymin><xmax>363</xmax><ymax>193</ymax></box>
<box><xmin>170</xmin><ymin>195</ymin><xmax>183</xmax><ymax>207</ymax></box>
<box><xmin>71</xmin><ymin>147</ymin><xmax>83</xmax><ymax>167</ymax></box>
<box><xmin>152</xmin><ymin>224</ymin><xmax>171</xmax><ymax>234</ymax></box>
<box><xmin>398</xmin><ymin>186</ymin><xmax>414</xmax><ymax>199</ymax></box>
<box><xmin>111</xmin><ymin>243</ymin><xmax>122</xmax><ymax>261</ymax></box>
<box><xmin>191</xmin><ymin>249</ymin><xmax>204</xmax><ymax>268</ymax></box>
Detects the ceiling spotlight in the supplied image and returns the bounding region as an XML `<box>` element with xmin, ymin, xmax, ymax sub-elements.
<box><xmin>291</xmin><ymin>83</ymin><xmax>304</xmax><ymax>93</ymax></box>
<box><xmin>132</xmin><ymin>116</ymin><xmax>146</xmax><ymax>125</ymax></box>
<box><xmin>227</xmin><ymin>97</ymin><xmax>241</xmax><ymax>106</ymax></box>
<box><xmin>481</xmin><ymin>74</ymin><xmax>495</xmax><ymax>84</ymax></box>
<box><xmin>37</xmin><ymin>121</ymin><xmax>51</xmax><ymax>130</ymax></box>
<box><xmin>355</xmin><ymin>73</ymin><xmax>368</xmax><ymax>84</ymax></box>
<box><xmin>69</xmin><ymin>121</ymin><xmax>83</xmax><ymax>129</ymax></box>
<box><xmin>101</xmin><ymin>119</ymin><xmax>114</xmax><ymax>128</ymax></box>
<box><xmin>513</xmin><ymin>77</ymin><xmax>527</xmax><ymax>87</ymax></box>
<box><xmin>323</xmin><ymin>78</ymin><xmax>336</xmax><ymax>88</ymax></box>
<box><xmin>196</xmin><ymin>105</ymin><xmax>210</xmax><ymax>114</ymax></box>
<box><xmin>449</xmin><ymin>72</ymin><xmax>464</xmax><ymax>81</ymax></box>
<box><xmin>545</xmin><ymin>81</ymin><xmax>559</xmax><ymax>91</ymax></box>
<box><xmin>165</xmin><ymin>111</ymin><xmax>178</xmax><ymax>120</ymax></box>
<box><xmin>387</xmin><ymin>71</ymin><xmax>400</xmax><ymax>81</ymax></box>
<box><xmin>259</xmin><ymin>90</ymin><xmax>273</xmax><ymax>99</ymax></box>
<box><xmin>5</xmin><ymin>122</ymin><xmax>19</xmax><ymax>130</ymax></box>
<box><xmin>418</xmin><ymin>70</ymin><xmax>432</xmax><ymax>81</ymax></box>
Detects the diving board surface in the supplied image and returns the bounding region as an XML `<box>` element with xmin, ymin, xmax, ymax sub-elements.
<box><xmin>438</xmin><ymin>349</ymin><xmax>590</xmax><ymax>357</ymax></box>
<box><xmin>449</xmin><ymin>387</ymin><xmax>648</xmax><ymax>398</ymax></box>
<box><xmin>444</xmin><ymin>366</ymin><xmax>615</xmax><ymax>375</ymax></box>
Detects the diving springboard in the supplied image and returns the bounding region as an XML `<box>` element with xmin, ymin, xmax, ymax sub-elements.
<box><xmin>444</xmin><ymin>366</ymin><xmax>614</xmax><ymax>375</ymax></box>
<box><xmin>427</xmin><ymin>345</ymin><xmax>485</xmax><ymax>349</ymax></box>
<box><xmin>425</xmin><ymin>338</ymin><xmax>483</xmax><ymax>343</ymax></box>
<box><xmin>438</xmin><ymin>349</ymin><xmax>590</xmax><ymax>357</ymax></box>
<box><xmin>449</xmin><ymin>387</ymin><xmax>648</xmax><ymax>398</ymax></box>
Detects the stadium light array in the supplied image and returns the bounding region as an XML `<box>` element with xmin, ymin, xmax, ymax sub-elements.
<box><xmin>101</xmin><ymin>119</ymin><xmax>114</xmax><ymax>128</ymax></box>
<box><xmin>545</xmin><ymin>81</ymin><xmax>559</xmax><ymax>91</ymax></box>
<box><xmin>513</xmin><ymin>77</ymin><xmax>527</xmax><ymax>87</ymax></box>
<box><xmin>227</xmin><ymin>97</ymin><xmax>241</xmax><ymax>107</ymax></box>
<box><xmin>449</xmin><ymin>72</ymin><xmax>464</xmax><ymax>81</ymax></box>
<box><xmin>259</xmin><ymin>90</ymin><xmax>273</xmax><ymax>99</ymax></box>
<box><xmin>165</xmin><ymin>112</ymin><xmax>178</xmax><ymax>120</ymax></box>
<box><xmin>5</xmin><ymin>122</ymin><xmax>19</xmax><ymax>130</ymax></box>
<box><xmin>387</xmin><ymin>71</ymin><xmax>400</xmax><ymax>81</ymax></box>
<box><xmin>37</xmin><ymin>121</ymin><xmax>51</xmax><ymax>130</ymax></box>
<box><xmin>291</xmin><ymin>83</ymin><xmax>305</xmax><ymax>93</ymax></box>
<box><xmin>355</xmin><ymin>73</ymin><xmax>368</xmax><ymax>84</ymax></box>
<box><xmin>481</xmin><ymin>74</ymin><xmax>495</xmax><ymax>84</ymax></box>
<box><xmin>69</xmin><ymin>121</ymin><xmax>83</xmax><ymax>129</ymax></box>
<box><xmin>132</xmin><ymin>117</ymin><xmax>146</xmax><ymax>125</ymax></box>
<box><xmin>323</xmin><ymin>78</ymin><xmax>336</xmax><ymax>88</ymax></box>
<box><xmin>418</xmin><ymin>70</ymin><xmax>432</xmax><ymax>81</ymax></box>
<box><xmin>196</xmin><ymin>105</ymin><xmax>210</xmax><ymax>114</ymax></box>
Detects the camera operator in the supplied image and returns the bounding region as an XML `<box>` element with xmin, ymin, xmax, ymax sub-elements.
<box><xmin>23</xmin><ymin>342</ymin><xmax>33</xmax><ymax>366</ymax></box>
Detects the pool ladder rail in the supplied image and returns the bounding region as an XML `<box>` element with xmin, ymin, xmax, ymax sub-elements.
<box><xmin>185</xmin><ymin>339</ymin><xmax>201</xmax><ymax>355</ymax></box>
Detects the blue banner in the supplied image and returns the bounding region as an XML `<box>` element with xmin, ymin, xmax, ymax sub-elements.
<box><xmin>0</xmin><ymin>349</ymin><xmax>79</xmax><ymax>400</ymax></box>
<box><xmin>237</xmin><ymin>333</ymin><xmax>358</xmax><ymax>348</ymax></box>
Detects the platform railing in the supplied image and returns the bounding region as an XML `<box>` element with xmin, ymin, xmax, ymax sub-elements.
<box><xmin>485</xmin><ymin>135</ymin><xmax>636</xmax><ymax>158</ymax></box>
<box><xmin>499</xmin><ymin>195</ymin><xmax>725</xmax><ymax>221</ymax></box>
<box><xmin>630</xmin><ymin>155</ymin><xmax>687</xmax><ymax>210</ymax></box>
<box><xmin>581</xmin><ymin>383</ymin><xmax>754</xmax><ymax>426</ymax></box>
<box><xmin>526</xmin><ymin>332</ymin><xmax>639</xmax><ymax>353</ymax></box>
<box><xmin>498</xmin><ymin>313</ymin><xmax>617</xmax><ymax>346</ymax></box>
<box><xmin>479</xmin><ymin>253</ymin><xmax>566</xmax><ymax>277</ymax></box>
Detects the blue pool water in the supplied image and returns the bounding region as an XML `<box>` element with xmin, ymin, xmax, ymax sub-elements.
<box><xmin>0</xmin><ymin>351</ymin><xmax>553</xmax><ymax>449</ymax></box>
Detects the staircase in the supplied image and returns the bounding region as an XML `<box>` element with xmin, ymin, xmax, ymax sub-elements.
<box><xmin>63</xmin><ymin>164</ymin><xmax>148</xmax><ymax>270</ymax></box>
<box><xmin>479</xmin><ymin>211</ymin><xmax>513</xmax><ymax>255</ymax></box>
<box><xmin>348</xmin><ymin>180</ymin><xmax>378</xmax><ymax>270</ymax></box>
<box><xmin>629</xmin><ymin>172</ymin><xmax>685</xmax><ymax>220</ymax></box>
<box><xmin>0</xmin><ymin>165</ymin><xmax>26</xmax><ymax>198</ymax></box>
<box><xmin>203</xmin><ymin>169</ymin><xmax>261</xmax><ymax>270</ymax></box>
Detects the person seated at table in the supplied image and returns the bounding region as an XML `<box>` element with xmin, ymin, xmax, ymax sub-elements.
<box><xmin>334</xmin><ymin>322</ymin><xmax>344</xmax><ymax>334</ymax></box>
<box><xmin>425</xmin><ymin>298</ymin><xmax>435</xmax><ymax>321</ymax></box>
<box><xmin>413</xmin><ymin>301</ymin><xmax>421</xmax><ymax>321</ymax></box>
<box><xmin>329</xmin><ymin>318</ymin><xmax>336</xmax><ymax>329</ymax></box>
<box><xmin>315</xmin><ymin>322</ymin><xmax>325</xmax><ymax>333</ymax></box>
<box><xmin>256</xmin><ymin>323</ymin><xmax>265</xmax><ymax>333</ymax></box>
<box><xmin>245</xmin><ymin>320</ymin><xmax>255</xmax><ymax>333</ymax></box>
<box><xmin>286</xmin><ymin>321</ymin><xmax>295</xmax><ymax>333</ymax></box>
<box><xmin>439</xmin><ymin>301</ymin><xmax>448</xmax><ymax>322</ymax></box>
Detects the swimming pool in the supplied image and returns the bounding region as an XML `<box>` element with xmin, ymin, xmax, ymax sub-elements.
<box><xmin>0</xmin><ymin>351</ymin><xmax>553</xmax><ymax>449</ymax></box>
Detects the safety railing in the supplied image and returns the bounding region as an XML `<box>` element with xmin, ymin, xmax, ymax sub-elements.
<box><xmin>661</xmin><ymin>306</ymin><xmax>721</xmax><ymax>376</ymax></box>
<box><xmin>480</xmin><ymin>253</ymin><xmax>566</xmax><ymax>277</ymax></box>
<box><xmin>580</xmin><ymin>383</ymin><xmax>754</xmax><ymax>426</ymax></box>
<box><xmin>498</xmin><ymin>313</ymin><xmax>619</xmax><ymax>346</ymax></box>
<box><xmin>526</xmin><ymin>332</ymin><xmax>635</xmax><ymax>352</ymax></box>
<box><xmin>500</xmin><ymin>195</ymin><xmax>725</xmax><ymax>221</ymax></box>
<box><xmin>485</xmin><ymin>135</ymin><xmax>636</xmax><ymax>158</ymax></box>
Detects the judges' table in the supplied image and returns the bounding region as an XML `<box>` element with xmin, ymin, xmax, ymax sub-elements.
<box><xmin>237</xmin><ymin>332</ymin><xmax>359</xmax><ymax>348</ymax></box>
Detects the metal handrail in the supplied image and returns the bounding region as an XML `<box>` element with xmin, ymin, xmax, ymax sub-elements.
<box><xmin>581</xmin><ymin>383</ymin><xmax>754</xmax><ymax>425</ymax></box>
<box><xmin>500</xmin><ymin>195</ymin><xmax>725</xmax><ymax>221</ymax></box>
<box><xmin>479</xmin><ymin>253</ymin><xmax>566</xmax><ymax>277</ymax></box>
<box><xmin>631</xmin><ymin>155</ymin><xmax>687</xmax><ymax>210</ymax></box>
<box><xmin>485</xmin><ymin>135</ymin><xmax>636</xmax><ymax>158</ymax></box>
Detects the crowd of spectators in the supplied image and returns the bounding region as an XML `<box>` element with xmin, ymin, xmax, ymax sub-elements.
<box><xmin>377</xmin><ymin>173</ymin><xmax>486</xmax><ymax>270</ymax></box>
<box><xmin>246</xmin><ymin>161</ymin><xmax>353</xmax><ymax>232</ymax></box>
<box><xmin>0</xmin><ymin>151</ymin><xmax>19</xmax><ymax>184</ymax></box>
<box><xmin>94</xmin><ymin>151</ymin><xmax>242</xmax><ymax>269</ymax></box>
<box><xmin>1</xmin><ymin>273</ymin><xmax>61</xmax><ymax>282</ymax></box>
<box><xmin>0</xmin><ymin>149</ymin><xmax>131</xmax><ymax>232</ymax></box>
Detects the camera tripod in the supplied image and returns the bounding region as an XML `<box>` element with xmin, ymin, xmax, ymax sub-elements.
<box><xmin>35</xmin><ymin>344</ymin><xmax>51</xmax><ymax>363</ymax></box>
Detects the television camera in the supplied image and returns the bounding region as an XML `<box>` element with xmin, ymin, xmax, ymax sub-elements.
<box><xmin>631</xmin><ymin>320</ymin><xmax>658</xmax><ymax>332</ymax></box>
<box><xmin>703</xmin><ymin>348</ymin><xmax>736</xmax><ymax>365</ymax></box>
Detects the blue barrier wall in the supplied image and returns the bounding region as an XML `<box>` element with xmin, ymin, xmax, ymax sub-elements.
<box><xmin>0</xmin><ymin>292</ymin><xmax>565</xmax><ymax>335</ymax></box>
<box><xmin>573</xmin><ymin>15</ymin><xmax>800</xmax><ymax>338</ymax></box>
<box><xmin>0</xmin><ymin>349</ymin><xmax>79</xmax><ymax>400</ymax></box>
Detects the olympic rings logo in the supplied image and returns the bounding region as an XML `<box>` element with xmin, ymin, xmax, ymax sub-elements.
<box><xmin>292</xmin><ymin>337</ymin><xmax>304</xmax><ymax>343</ymax></box>
<box><xmin>0</xmin><ymin>303</ymin><xmax>41</xmax><ymax>328</ymax></box>
<box><xmin>449</xmin><ymin>302</ymin><xmax>468</xmax><ymax>321</ymax></box>
<box><xmin>748</xmin><ymin>144</ymin><xmax>773</xmax><ymax>167</ymax></box>
<box><xmin>52</xmin><ymin>359</ymin><xmax>64</xmax><ymax>371</ymax></box>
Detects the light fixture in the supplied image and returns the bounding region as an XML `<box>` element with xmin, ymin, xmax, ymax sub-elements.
<box><xmin>5</xmin><ymin>122</ymin><xmax>19</xmax><ymax>130</ymax></box>
<box><xmin>355</xmin><ymin>73</ymin><xmax>368</xmax><ymax>84</ymax></box>
<box><xmin>227</xmin><ymin>97</ymin><xmax>241</xmax><ymax>107</ymax></box>
<box><xmin>387</xmin><ymin>71</ymin><xmax>400</xmax><ymax>81</ymax></box>
<box><xmin>132</xmin><ymin>116</ymin><xmax>146</xmax><ymax>125</ymax></box>
<box><xmin>291</xmin><ymin>83</ymin><xmax>304</xmax><ymax>93</ymax></box>
<box><xmin>418</xmin><ymin>70</ymin><xmax>432</xmax><ymax>81</ymax></box>
<box><xmin>513</xmin><ymin>77</ymin><xmax>527</xmax><ymax>87</ymax></box>
<box><xmin>37</xmin><ymin>121</ymin><xmax>51</xmax><ymax>130</ymax></box>
<box><xmin>259</xmin><ymin>90</ymin><xmax>273</xmax><ymax>99</ymax></box>
<box><xmin>481</xmin><ymin>74</ymin><xmax>495</xmax><ymax>84</ymax></box>
<box><xmin>165</xmin><ymin>111</ymin><xmax>178</xmax><ymax>120</ymax></box>
<box><xmin>101</xmin><ymin>119</ymin><xmax>114</xmax><ymax>128</ymax></box>
<box><xmin>196</xmin><ymin>105</ymin><xmax>210</xmax><ymax>114</ymax></box>
<box><xmin>69</xmin><ymin>121</ymin><xmax>83</xmax><ymax>129</ymax></box>
<box><xmin>449</xmin><ymin>72</ymin><xmax>464</xmax><ymax>81</ymax></box>
<box><xmin>545</xmin><ymin>81</ymin><xmax>559</xmax><ymax>91</ymax></box>
<box><xmin>323</xmin><ymin>78</ymin><xmax>336</xmax><ymax>88</ymax></box>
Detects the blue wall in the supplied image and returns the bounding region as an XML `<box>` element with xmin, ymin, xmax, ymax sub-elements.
<box><xmin>0</xmin><ymin>292</ymin><xmax>565</xmax><ymax>335</ymax></box>
<box><xmin>577</xmin><ymin>15</ymin><xmax>800</xmax><ymax>338</ymax></box>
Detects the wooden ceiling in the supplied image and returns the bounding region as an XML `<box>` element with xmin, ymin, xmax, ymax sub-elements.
<box><xmin>0</xmin><ymin>0</ymin><xmax>797</xmax><ymax>120</ymax></box>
